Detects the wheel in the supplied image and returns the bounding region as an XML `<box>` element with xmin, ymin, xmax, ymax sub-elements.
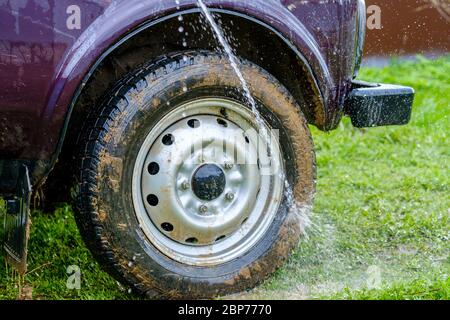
<box><xmin>73</xmin><ymin>51</ymin><xmax>316</xmax><ymax>298</ymax></box>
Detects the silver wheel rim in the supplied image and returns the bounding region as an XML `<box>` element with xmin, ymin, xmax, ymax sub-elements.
<box><xmin>132</xmin><ymin>98</ymin><xmax>284</xmax><ymax>266</ymax></box>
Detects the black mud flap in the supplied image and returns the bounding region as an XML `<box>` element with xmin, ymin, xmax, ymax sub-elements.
<box><xmin>344</xmin><ymin>80</ymin><xmax>414</xmax><ymax>128</ymax></box>
<box><xmin>3</xmin><ymin>165</ymin><xmax>31</xmax><ymax>274</ymax></box>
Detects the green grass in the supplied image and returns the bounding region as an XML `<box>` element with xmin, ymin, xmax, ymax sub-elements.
<box><xmin>331</xmin><ymin>277</ymin><xmax>450</xmax><ymax>300</ymax></box>
<box><xmin>0</xmin><ymin>204</ymin><xmax>130</xmax><ymax>300</ymax></box>
<box><xmin>1</xmin><ymin>56</ymin><xmax>449</xmax><ymax>300</ymax></box>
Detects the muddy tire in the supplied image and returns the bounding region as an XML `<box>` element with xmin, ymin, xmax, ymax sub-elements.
<box><xmin>73</xmin><ymin>51</ymin><xmax>316</xmax><ymax>299</ymax></box>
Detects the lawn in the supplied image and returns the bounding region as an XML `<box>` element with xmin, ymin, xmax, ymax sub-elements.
<box><xmin>1</xmin><ymin>56</ymin><xmax>449</xmax><ymax>300</ymax></box>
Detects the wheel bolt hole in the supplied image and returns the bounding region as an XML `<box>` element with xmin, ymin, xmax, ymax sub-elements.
<box><xmin>161</xmin><ymin>222</ymin><xmax>174</xmax><ymax>232</ymax></box>
<box><xmin>241</xmin><ymin>218</ymin><xmax>248</xmax><ymax>225</ymax></box>
<box><xmin>146</xmin><ymin>194</ymin><xmax>159</xmax><ymax>206</ymax></box>
<box><xmin>215</xmin><ymin>235</ymin><xmax>226</xmax><ymax>242</ymax></box>
<box><xmin>187</xmin><ymin>119</ymin><xmax>200</xmax><ymax>128</ymax></box>
<box><xmin>185</xmin><ymin>237</ymin><xmax>198</xmax><ymax>244</ymax></box>
<box><xmin>162</xmin><ymin>134</ymin><xmax>175</xmax><ymax>146</ymax></box>
<box><xmin>245</xmin><ymin>136</ymin><xmax>250</xmax><ymax>143</ymax></box>
<box><xmin>217</xmin><ymin>118</ymin><xmax>228</xmax><ymax>127</ymax></box>
<box><xmin>147</xmin><ymin>162</ymin><xmax>160</xmax><ymax>175</ymax></box>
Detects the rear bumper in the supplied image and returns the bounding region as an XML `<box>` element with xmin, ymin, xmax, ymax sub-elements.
<box><xmin>344</xmin><ymin>81</ymin><xmax>414</xmax><ymax>128</ymax></box>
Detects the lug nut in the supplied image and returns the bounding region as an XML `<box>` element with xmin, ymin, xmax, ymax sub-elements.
<box><xmin>225</xmin><ymin>192</ymin><xmax>235</xmax><ymax>201</ymax></box>
<box><xmin>199</xmin><ymin>205</ymin><xmax>208</xmax><ymax>214</ymax></box>
<box><xmin>181</xmin><ymin>181</ymin><xmax>190</xmax><ymax>190</ymax></box>
<box><xmin>224</xmin><ymin>163</ymin><xmax>234</xmax><ymax>170</ymax></box>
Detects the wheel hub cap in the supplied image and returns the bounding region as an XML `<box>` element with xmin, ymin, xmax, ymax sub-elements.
<box><xmin>192</xmin><ymin>164</ymin><xmax>226</xmax><ymax>201</ymax></box>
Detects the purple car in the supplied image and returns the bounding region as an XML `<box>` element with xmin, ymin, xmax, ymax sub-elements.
<box><xmin>0</xmin><ymin>0</ymin><xmax>413</xmax><ymax>298</ymax></box>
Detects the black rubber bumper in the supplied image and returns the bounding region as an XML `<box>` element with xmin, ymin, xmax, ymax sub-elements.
<box><xmin>344</xmin><ymin>80</ymin><xmax>414</xmax><ymax>128</ymax></box>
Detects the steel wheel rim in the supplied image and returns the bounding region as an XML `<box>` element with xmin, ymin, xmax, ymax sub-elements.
<box><xmin>132</xmin><ymin>98</ymin><xmax>284</xmax><ymax>266</ymax></box>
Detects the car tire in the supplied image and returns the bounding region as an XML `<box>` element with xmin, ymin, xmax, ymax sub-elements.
<box><xmin>73</xmin><ymin>51</ymin><xmax>316</xmax><ymax>299</ymax></box>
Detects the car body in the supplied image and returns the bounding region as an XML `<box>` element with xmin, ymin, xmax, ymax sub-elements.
<box><xmin>0</xmin><ymin>0</ymin><xmax>413</xmax><ymax>294</ymax></box>
<box><xmin>0</xmin><ymin>0</ymin><xmax>368</xmax><ymax>190</ymax></box>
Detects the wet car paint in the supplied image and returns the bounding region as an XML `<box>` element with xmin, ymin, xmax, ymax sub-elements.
<box><xmin>0</xmin><ymin>0</ymin><xmax>360</xmax><ymax>164</ymax></box>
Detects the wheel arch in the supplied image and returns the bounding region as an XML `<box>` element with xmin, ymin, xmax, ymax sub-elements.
<box><xmin>62</xmin><ymin>9</ymin><xmax>326</xmax><ymax>150</ymax></box>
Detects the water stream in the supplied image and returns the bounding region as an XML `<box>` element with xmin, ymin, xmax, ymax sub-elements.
<box><xmin>196</xmin><ymin>0</ymin><xmax>269</xmax><ymax>142</ymax></box>
<box><xmin>196</xmin><ymin>0</ymin><xmax>312</xmax><ymax>234</ymax></box>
